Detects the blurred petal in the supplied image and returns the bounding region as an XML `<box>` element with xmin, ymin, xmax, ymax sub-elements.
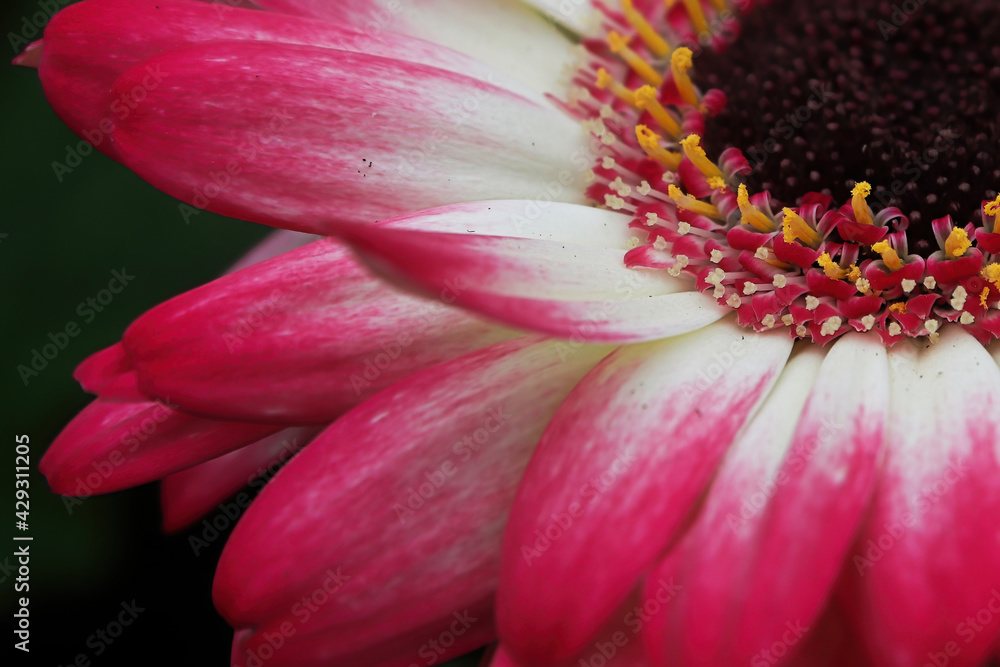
<box><xmin>41</xmin><ymin>399</ymin><xmax>278</xmax><ymax>494</ymax></box>
<box><xmin>160</xmin><ymin>426</ymin><xmax>320</xmax><ymax>532</ymax></box>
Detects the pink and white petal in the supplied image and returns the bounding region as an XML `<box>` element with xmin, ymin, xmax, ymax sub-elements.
<box><xmin>252</xmin><ymin>0</ymin><xmax>577</xmax><ymax>94</ymax></box>
<box><xmin>647</xmin><ymin>334</ymin><xmax>889</xmax><ymax>665</ymax></box>
<box><xmin>497</xmin><ymin>320</ymin><xmax>793</xmax><ymax>666</ymax></box>
<box><xmin>160</xmin><ymin>426</ymin><xmax>321</xmax><ymax>532</ymax></box>
<box><xmin>40</xmin><ymin>399</ymin><xmax>279</xmax><ymax>495</ymax></box>
<box><xmin>34</xmin><ymin>0</ymin><xmax>525</xmax><ymax>152</ymax></box>
<box><xmin>120</xmin><ymin>237</ymin><xmax>515</xmax><ymax>424</ymax></box>
<box><xmin>339</xmin><ymin>201</ymin><xmax>728</xmax><ymax>343</ymax></box>
<box><xmin>109</xmin><ymin>40</ymin><xmax>588</xmax><ymax>233</ymax></box>
<box><xmin>214</xmin><ymin>337</ymin><xmax>614</xmax><ymax>666</ymax></box>
<box><xmin>643</xmin><ymin>348</ymin><xmax>825</xmax><ymax>666</ymax></box>
<box><xmin>844</xmin><ymin>328</ymin><xmax>1000</xmax><ymax>667</ymax></box>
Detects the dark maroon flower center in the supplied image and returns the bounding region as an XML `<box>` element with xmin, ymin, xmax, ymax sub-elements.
<box><xmin>696</xmin><ymin>0</ymin><xmax>1000</xmax><ymax>253</ymax></box>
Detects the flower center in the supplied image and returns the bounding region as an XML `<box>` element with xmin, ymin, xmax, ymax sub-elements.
<box><xmin>572</xmin><ymin>0</ymin><xmax>1000</xmax><ymax>347</ymax></box>
<box><xmin>697</xmin><ymin>0</ymin><xmax>1000</xmax><ymax>252</ymax></box>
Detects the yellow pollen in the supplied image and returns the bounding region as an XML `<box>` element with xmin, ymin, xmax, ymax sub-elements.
<box><xmin>620</xmin><ymin>0</ymin><xmax>671</xmax><ymax>57</ymax></box>
<box><xmin>981</xmin><ymin>286</ymin><xmax>991</xmax><ymax>309</ymax></box>
<box><xmin>679</xmin><ymin>0</ymin><xmax>710</xmax><ymax>34</ymax></box>
<box><xmin>871</xmin><ymin>240</ymin><xmax>904</xmax><ymax>271</ymax></box>
<box><xmin>780</xmin><ymin>207</ymin><xmax>820</xmax><ymax>247</ymax></box>
<box><xmin>595</xmin><ymin>68</ymin><xmax>637</xmax><ymax>107</ymax></box>
<box><xmin>608</xmin><ymin>31</ymin><xmax>663</xmax><ymax>86</ymax></box>
<box><xmin>670</xmin><ymin>47</ymin><xmax>701</xmax><ymax>107</ymax></box>
<box><xmin>680</xmin><ymin>134</ymin><xmax>725</xmax><ymax>181</ymax></box>
<box><xmin>737</xmin><ymin>184</ymin><xmax>774</xmax><ymax>232</ymax></box>
<box><xmin>635</xmin><ymin>125</ymin><xmax>682</xmax><ymax>169</ymax></box>
<box><xmin>634</xmin><ymin>85</ymin><xmax>682</xmax><ymax>138</ymax></box>
<box><xmin>986</xmin><ymin>195</ymin><xmax>1000</xmax><ymax>219</ymax></box>
<box><xmin>669</xmin><ymin>184</ymin><xmax>722</xmax><ymax>219</ymax></box>
<box><xmin>847</xmin><ymin>264</ymin><xmax>861</xmax><ymax>283</ymax></box>
<box><xmin>817</xmin><ymin>253</ymin><xmax>849</xmax><ymax>280</ymax></box>
<box><xmin>707</xmin><ymin>176</ymin><xmax>727</xmax><ymax>190</ymax></box>
<box><xmin>888</xmin><ymin>302</ymin><xmax>907</xmax><ymax>314</ymax></box>
<box><xmin>851</xmin><ymin>181</ymin><xmax>875</xmax><ymax>226</ymax></box>
<box><xmin>945</xmin><ymin>227</ymin><xmax>972</xmax><ymax>259</ymax></box>
<box><xmin>983</xmin><ymin>263</ymin><xmax>1000</xmax><ymax>284</ymax></box>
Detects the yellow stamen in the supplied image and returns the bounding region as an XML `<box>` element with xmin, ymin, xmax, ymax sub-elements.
<box><xmin>817</xmin><ymin>253</ymin><xmax>848</xmax><ymax>280</ymax></box>
<box><xmin>851</xmin><ymin>181</ymin><xmax>875</xmax><ymax>226</ymax></box>
<box><xmin>670</xmin><ymin>47</ymin><xmax>700</xmax><ymax>107</ymax></box>
<box><xmin>944</xmin><ymin>227</ymin><xmax>971</xmax><ymax>259</ymax></box>
<box><xmin>707</xmin><ymin>176</ymin><xmax>726</xmax><ymax>190</ymax></box>
<box><xmin>737</xmin><ymin>184</ymin><xmax>774</xmax><ymax>232</ymax></box>
<box><xmin>634</xmin><ymin>85</ymin><xmax>682</xmax><ymax>138</ymax></box>
<box><xmin>888</xmin><ymin>302</ymin><xmax>907</xmax><ymax>314</ymax></box>
<box><xmin>871</xmin><ymin>240</ymin><xmax>904</xmax><ymax>271</ymax></box>
<box><xmin>669</xmin><ymin>184</ymin><xmax>722</xmax><ymax>219</ymax></box>
<box><xmin>620</xmin><ymin>0</ymin><xmax>670</xmax><ymax>57</ymax></box>
<box><xmin>635</xmin><ymin>125</ymin><xmax>682</xmax><ymax>169</ymax></box>
<box><xmin>595</xmin><ymin>68</ymin><xmax>637</xmax><ymax>107</ymax></box>
<box><xmin>983</xmin><ymin>263</ymin><xmax>1000</xmax><ymax>285</ymax></box>
<box><xmin>847</xmin><ymin>264</ymin><xmax>861</xmax><ymax>283</ymax></box>
<box><xmin>981</xmin><ymin>286</ymin><xmax>991</xmax><ymax>309</ymax></box>
<box><xmin>607</xmin><ymin>31</ymin><xmax>663</xmax><ymax>86</ymax></box>
<box><xmin>680</xmin><ymin>134</ymin><xmax>724</xmax><ymax>181</ymax></box>
<box><xmin>780</xmin><ymin>207</ymin><xmax>820</xmax><ymax>247</ymax></box>
<box><xmin>679</xmin><ymin>0</ymin><xmax>710</xmax><ymax>34</ymax></box>
<box><xmin>707</xmin><ymin>0</ymin><xmax>727</xmax><ymax>11</ymax></box>
<box><xmin>985</xmin><ymin>194</ymin><xmax>1000</xmax><ymax>232</ymax></box>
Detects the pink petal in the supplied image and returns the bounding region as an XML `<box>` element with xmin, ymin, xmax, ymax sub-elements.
<box><xmin>40</xmin><ymin>398</ymin><xmax>278</xmax><ymax>495</ymax></box>
<box><xmin>338</xmin><ymin>201</ymin><xmax>728</xmax><ymax>343</ymax></box>
<box><xmin>214</xmin><ymin>337</ymin><xmax>613</xmax><ymax>666</ymax></box>
<box><xmin>645</xmin><ymin>334</ymin><xmax>889</xmax><ymax>665</ymax></box>
<box><xmin>122</xmin><ymin>237</ymin><xmax>514</xmax><ymax>424</ymax></box>
<box><xmin>36</xmin><ymin>0</ymin><xmax>519</xmax><ymax>157</ymax></box>
<box><xmin>843</xmin><ymin>327</ymin><xmax>1000</xmax><ymax>667</ymax></box>
<box><xmin>160</xmin><ymin>426</ymin><xmax>321</xmax><ymax>532</ymax></box>
<box><xmin>108</xmin><ymin>39</ymin><xmax>586</xmax><ymax>233</ymax></box>
<box><xmin>497</xmin><ymin>320</ymin><xmax>793</xmax><ymax>665</ymax></box>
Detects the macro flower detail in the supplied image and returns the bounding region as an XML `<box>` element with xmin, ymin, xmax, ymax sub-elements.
<box><xmin>20</xmin><ymin>0</ymin><xmax>1000</xmax><ymax>666</ymax></box>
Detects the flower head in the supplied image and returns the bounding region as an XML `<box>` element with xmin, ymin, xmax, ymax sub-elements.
<box><xmin>22</xmin><ymin>0</ymin><xmax>1000</xmax><ymax>666</ymax></box>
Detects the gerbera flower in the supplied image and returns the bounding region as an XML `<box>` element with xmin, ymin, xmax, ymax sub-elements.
<box><xmin>23</xmin><ymin>0</ymin><xmax>1000</xmax><ymax>665</ymax></box>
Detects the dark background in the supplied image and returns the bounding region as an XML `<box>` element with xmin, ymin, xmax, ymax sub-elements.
<box><xmin>1</xmin><ymin>1</ymin><xmax>478</xmax><ymax>665</ymax></box>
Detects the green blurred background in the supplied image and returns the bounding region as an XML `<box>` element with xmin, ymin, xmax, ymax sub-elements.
<box><xmin>0</xmin><ymin>1</ymin><xmax>479</xmax><ymax>665</ymax></box>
